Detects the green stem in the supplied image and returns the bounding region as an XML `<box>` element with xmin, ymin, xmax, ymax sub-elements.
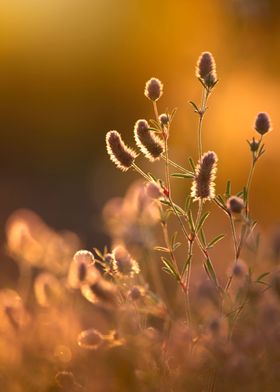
<box><xmin>197</xmin><ymin>87</ymin><xmax>209</xmax><ymax>159</ymax></box>
<box><xmin>132</xmin><ymin>163</ymin><xmax>151</xmax><ymax>182</ymax></box>
<box><xmin>162</xmin><ymin>155</ymin><xmax>194</xmax><ymax>175</ymax></box>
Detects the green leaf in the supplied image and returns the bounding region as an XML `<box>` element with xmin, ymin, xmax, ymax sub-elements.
<box><xmin>187</xmin><ymin>210</ymin><xmax>195</xmax><ymax>232</ymax></box>
<box><xmin>216</xmin><ymin>195</ymin><xmax>227</xmax><ymax>208</ymax></box>
<box><xmin>199</xmin><ymin>229</ymin><xmax>207</xmax><ymax>247</ymax></box>
<box><xmin>171</xmin><ymin>172</ymin><xmax>194</xmax><ymax>179</ymax></box>
<box><xmin>147</xmin><ymin>172</ymin><xmax>158</xmax><ymax>182</ymax></box>
<box><xmin>171</xmin><ymin>231</ymin><xmax>178</xmax><ymax>248</ymax></box>
<box><xmin>172</xmin><ymin>242</ymin><xmax>182</xmax><ymax>251</ymax></box>
<box><xmin>207</xmin><ymin>234</ymin><xmax>225</xmax><ymax>248</ymax></box>
<box><xmin>181</xmin><ymin>254</ymin><xmax>192</xmax><ymax>277</ymax></box>
<box><xmin>243</xmin><ymin>187</ymin><xmax>248</xmax><ymax>202</ymax></box>
<box><xmin>225</xmin><ymin>180</ymin><xmax>231</xmax><ymax>198</ymax></box>
<box><xmin>256</xmin><ymin>272</ymin><xmax>270</xmax><ymax>282</ymax></box>
<box><xmin>161</xmin><ymin>257</ymin><xmax>179</xmax><ymax>280</ymax></box>
<box><xmin>189</xmin><ymin>157</ymin><xmax>196</xmax><ymax>172</ymax></box>
<box><xmin>196</xmin><ymin>211</ymin><xmax>210</xmax><ymax>233</ymax></box>
<box><xmin>160</xmin><ymin>199</ymin><xmax>184</xmax><ymax>215</ymax></box>
<box><xmin>154</xmin><ymin>246</ymin><xmax>170</xmax><ymax>253</ymax></box>
<box><xmin>184</xmin><ymin>196</ymin><xmax>191</xmax><ymax>213</ymax></box>
<box><xmin>204</xmin><ymin>258</ymin><xmax>218</xmax><ymax>286</ymax></box>
<box><xmin>189</xmin><ymin>100</ymin><xmax>200</xmax><ymax>113</ymax></box>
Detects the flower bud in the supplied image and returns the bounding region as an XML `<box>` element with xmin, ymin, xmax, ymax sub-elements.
<box><xmin>196</xmin><ymin>52</ymin><xmax>217</xmax><ymax>88</ymax></box>
<box><xmin>159</xmin><ymin>113</ymin><xmax>169</xmax><ymax>126</ymax></box>
<box><xmin>254</xmin><ymin>112</ymin><xmax>271</xmax><ymax>135</ymax></box>
<box><xmin>226</xmin><ymin>196</ymin><xmax>245</xmax><ymax>214</ymax></box>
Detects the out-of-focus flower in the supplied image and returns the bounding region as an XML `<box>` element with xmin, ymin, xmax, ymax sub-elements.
<box><xmin>112</xmin><ymin>245</ymin><xmax>140</xmax><ymax>277</ymax></box>
<box><xmin>102</xmin><ymin>181</ymin><xmax>160</xmax><ymax>250</ymax></box>
<box><xmin>68</xmin><ymin>250</ymin><xmax>100</xmax><ymax>289</ymax></box>
<box><xmin>6</xmin><ymin>209</ymin><xmax>80</xmax><ymax>275</ymax></box>
<box><xmin>34</xmin><ymin>273</ymin><xmax>65</xmax><ymax>307</ymax></box>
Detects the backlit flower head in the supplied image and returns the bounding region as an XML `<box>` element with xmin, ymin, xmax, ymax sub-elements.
<box><xmin>144</xmin><ymin>78</ymin><xmax>163</xmax><ymax>101</ymax></box>
<box><xmin>134</xmin><ymin>119</ymin><xmax>163</xmax><ymax>161</ymax></box>
<box><xmin>106</xmin><ymin>130</ymin><xmax>137</xmax><ymax>171</ymax></box>
<box><xmin>196</xmin><ymin>51</ymin><xmax>217</xmax><ymax>89</ymax></box>
<box><xmin>191</xmin><ymin>151</ymin><xmax>217</xmax><ymax>201</ymax></box>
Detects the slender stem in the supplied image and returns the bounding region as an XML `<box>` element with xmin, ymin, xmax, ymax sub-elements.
<box><xmin>245</xmin><ymin>135</ymin><xmax>262</xmax><ymax>217</ymax></box>
<box><xmin>229</xmin><ymin>214</ymin><xmax>238</xmax><ymax>259</ymax></box>
<box><xmin>132</xmin><ymin>163</ymin><xmax>151</xmax><ymax>181</ymax></box>
<box><xmin>153</xmin><ymin>101</ymin><xmax>190</xmax><ymax>243</ymax></box>
<box><xmin>153</xmin><ymin>101</ymin><xmax>191</xmax><ymax>322</ymax></box>
<box><xmin>245</xmin><ymin>162</ymin><xmax>256</xmax><ymax>217</ymax></box>
<box><xmin>162</xmin><ymin>155</ymin><xmax>194</xmax><ymax>175</ymax></box>
<box><xmin>153</xmin><ymin>101</ymin><xmax>160</xmax><ymax>121</ymax></box>
<box><xmin>224</xmin><ymin>214</ymin><xmax>239</xmax><ymax>293</ymax></box>
<box><xmin>197</xmin><ymin>88</ymin><xmax>209</xmax><ymax>159</ymax></box>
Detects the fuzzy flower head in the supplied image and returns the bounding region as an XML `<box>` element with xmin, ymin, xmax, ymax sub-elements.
<box><xmin>144</xmin><ymin>78</ymin><xmax>163</xmax><ymax>101</ymax></box>
<box><xmin>134</xmin><ymin>119</ymin><xmax>163</xmax><ymax>161</ymax></box>
<box><xmin>159</xmin><ymin>113</ymin><xmax>169</xmax><ymax>127</ymax></box>
<box><xmin>254</xmin><ymin>112</ymin><xmax>271</xmax><ymax>135</ymax></box>
<box><xmin>191</xmin><ymin>151</ymin><xmax>218</xmax><ymax>201</ymax></box>
<box><xmin>112</xmin><ymin>245</ymin><xmax>140</xmax><ymax>277</ymax></box>
<box><xmin>196</xmin><ymin>51</ymin><xmax>217</xmax><ymax>89</ymax></box>
<box><xmin>227</xmin><ymin>196</ymin><xmax>245</xmax><ymax>214</ymax></box>
<box><xmin>68</xmin><ymin>250</ymin><xmax>100</xmax><ymax>289</ymax></box>
<box><xmin>106</xmin><ymin>130</ymin><xmax>137</xmax><ymax>171</ymax></box>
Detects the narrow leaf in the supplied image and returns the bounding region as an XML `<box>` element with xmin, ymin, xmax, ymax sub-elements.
<box><xmin>196</xmin><ymin>211</ymin><xmax>210</xmax><ymax>233</ymax></box>
<box><xmin>204</xmin><ymin>258</ymin><xmax>218</xmax><ymax>286</ymax></box>
<box><xmin>225</xmin><ymin>180</ymin><xmax>231</xmax><ymax>197</ymax></box>
<box><xmin>171</xmin><ymin>172</ymin><xmax>194</xmax><ymax>179</ymax></box>
<box><xmin>207</xmin><ymin>234</ymin><xmax>225</xmax><ymax>248</ymax></box>
<box><xmin>189</xmin><ymin>101</ymin><xmax>200</xmax><ymax>113</ymax></box>
<box><xmin>161</xmin><ymin>257</ymin><xmax>179</xmax><ymax>280</ymax></box>
<box><xmin>154</xmin><ymin>246</ymin><xmax>170</xmax><ymax>253</ymax></box>
<box><xmin>189</xmin><ymin>157</ymin><xmax>196</xmax><ymax>172</ymax></box>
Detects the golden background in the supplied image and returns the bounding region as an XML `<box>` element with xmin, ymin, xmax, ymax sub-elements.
<box><xmin>0</xmin><ymin>0</ymin><xmax>279</xmax><ymax>283</ymax></box>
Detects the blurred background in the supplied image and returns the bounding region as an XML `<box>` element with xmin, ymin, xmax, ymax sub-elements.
<box><xmin>0</xmin><ymin>0</ymin><xmax>279</xmax><ymax>284</ymax></box>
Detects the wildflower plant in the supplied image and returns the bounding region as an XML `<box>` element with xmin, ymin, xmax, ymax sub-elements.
<box><xmin>2</xmin><ymin>52</ymin><xmax>279</xmax><ymax>391</ymax></box>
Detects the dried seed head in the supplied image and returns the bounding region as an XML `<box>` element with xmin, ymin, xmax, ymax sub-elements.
<box><xmin>144</xmin><ymin>78</ymin><xmax>163</xmax><ymax>101</ymax></box>
<box><xmin>159</xmin><ymin>113</ymin><xmax>169</xmax><ymax>126</ymax></box>
<box><xmin>112</xmin><ymin>245</ymin><xmax>140</xmax><ymax>277</ymax></box>
<box><xmin>68</xmin><ymin>250</ymin><xmax>99</xmax><ymax>289</ymax></box>
<box><xmin>196</xmin><ymin>51</ymin><xmax>217</xmax><ymax>88</ymax></box>
<box><xmin>191</xmin><ymin>151</ymin><xmax>218</xmax><ymax>201</ymax></box>
<box><xmin>145</xmin><ymin>182</ymin><xmax>162</xmax><ymax>199</ymax></box>
<box><xmin>227</xmin><ymin>196</ymin><xmax>245</xmax><ymax>214</ymax></box>
<box><xmin>254</xmin><ymin>112</ymin><xmax>271</xmax><ymax>135</ymax></box>
<box><xmin>106</xmin><ymin>130</ymin><xmax>137</xmax><ymax>171</ymax></box>
<box><xmin>134</xmin><ymin>119</ymin><xmax>163</xmax><ymax>161</ymax></box>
